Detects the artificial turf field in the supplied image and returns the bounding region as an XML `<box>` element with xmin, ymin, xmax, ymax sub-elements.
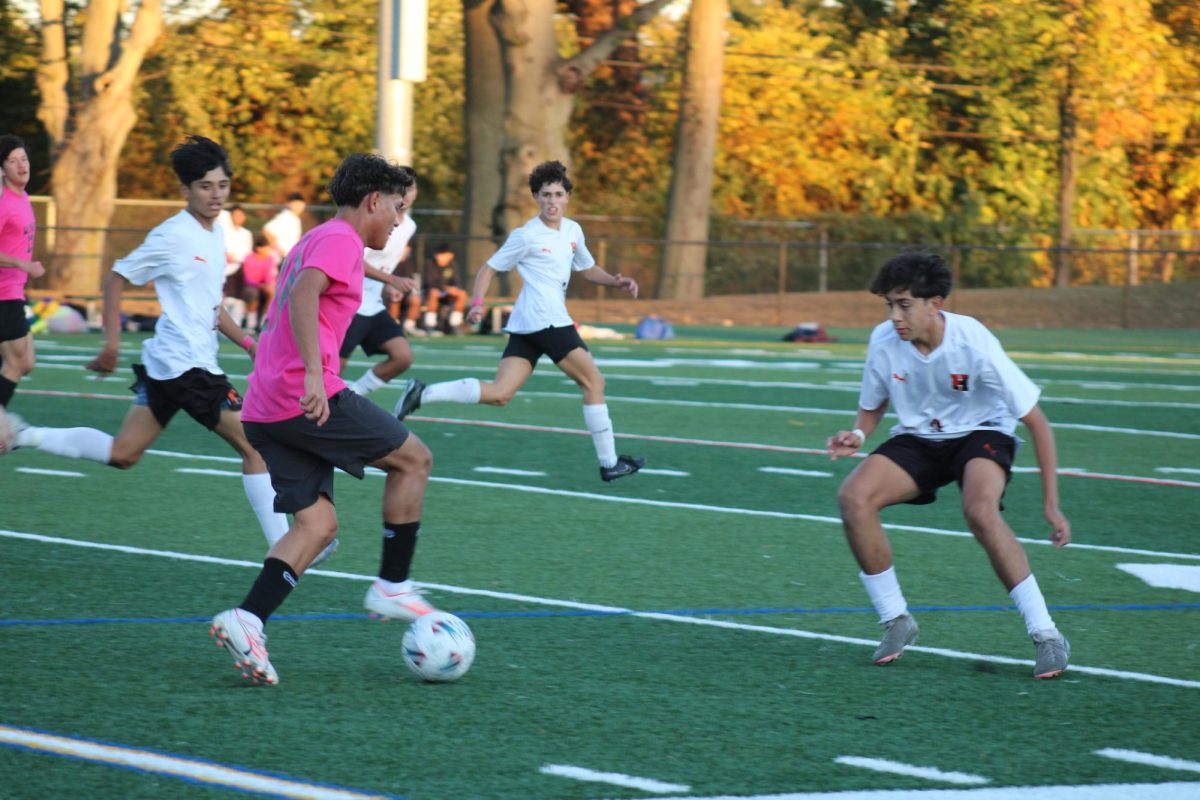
<box><xmin>1</xmin><ymin>324</ymin><xmax>1197</xmax><ymax>800</ymax></box>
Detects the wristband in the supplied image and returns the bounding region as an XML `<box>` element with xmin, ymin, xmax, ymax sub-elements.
<box><xmin>851</xmin><ymin>428</ymin><xmax>867</xmax><ymax>446</ymax></box>
<box><xmin>470</xmin><ymin>299</ymin><xmax>483</xmax><ymax>308</ymax></box>
<box><xmin>240</xmin><ymin>335</ymin><xmax>256</xmax><ymax>353</ymax></box>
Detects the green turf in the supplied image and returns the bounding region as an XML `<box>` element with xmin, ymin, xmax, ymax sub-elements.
<box><xmin>1</xmin><ymin>328</ymin><xmax>1197</xmax><ymax>799</ymax></box>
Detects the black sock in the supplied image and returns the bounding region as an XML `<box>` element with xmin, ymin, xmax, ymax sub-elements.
<box><xmin>0</xmin><ymin>375</ymin><xmax>15</xmax><ymax>408</ymax></box>
<box><xmin>238</xmin><ymin>558</ymin><xmax>298</xmax><ymax>624</ymax></box>
<box><xmin>379</xmin><ymin>521</ymin><xmax>419</xmax><ymax>582</ymax></box>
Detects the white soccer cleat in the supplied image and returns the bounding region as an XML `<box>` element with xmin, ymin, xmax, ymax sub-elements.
<box><xmin>210</xmin><ymin>608</ymin><xmax>279</xmax><ymax>686</ymax></box>
<box><xmin>0</xmin><ymin>411</ymin><xmax>12</xmax><ymax>456</ymax></box>
<box><xmin>364</xmin><ymin>579</ymin><xmax>435</xmax><ymax>623</ymax></box>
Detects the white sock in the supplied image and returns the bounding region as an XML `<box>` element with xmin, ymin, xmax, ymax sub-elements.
<box><xmin>449</xmin><ymin>310</ymin><xmax>464</xmax><ymax>327</ymax></box>
<box><xmin>423</xmin><ymin>311</ymin><xmax>437</xmax><ymax>329</ymax></box>
<box><xmin>860</xmin><ymin>566</ymin><xmax>908</xmax><ymax>624</ymax></box>
<box><xmin>583</xmin><ymin>403</ymin><xmax>618</xmax><ymax>468</ymax></box>
<box><xmin>242</xmin><ymin>472</ymin><xmax>289</xmax><ymax>546</ymax></box>
<box><xmin>349</xmin><ymin>368</ymin><xmax>387</xmax><ymax>396</ymax></box>
<box><xmin>22</xmin><ymin>426</ymin><xmax>113</xmax><ymax>463</ymax></box>
<box><xmin>422</xmin><ymin>378</ymin><xmax>481</xmax><ymax>405</ymax></box>
<box><xmin>1009</xmin><ymin>574</ymin><xmax>1056</xmax><ymax>635</ymax></box>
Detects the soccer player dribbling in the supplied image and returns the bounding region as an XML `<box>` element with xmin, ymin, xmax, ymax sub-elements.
<box><xmin>211</xmin><ymin>153</ymin><xmax>442</xmax><ymax>686</ymax></box>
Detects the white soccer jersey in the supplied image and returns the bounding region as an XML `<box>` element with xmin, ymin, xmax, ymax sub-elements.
<box><xmin>487</xmin><ymin>215</ymin><xmax>595</xmax><ymax>333</ymax></box>
<box><xmin>113</xmin><ymin>210</ymin><xmax>226</xmax><ymax>381</ymax></box>
<box><xmin>217</xmin><ymin>211</ymin><xmax>253</xmax><ymax>276</ymax></box>
<box><xmin>359</xmin><ymin>215</ymin><xmax>417</xmax><ymax>317</ymax></box>
<box><xmin>859</xmin><ymin>311</ymin><xmax>1040</xmax><ymax>440</ymax></box>
<box><xmin>263</xmin><ymin>209</ymin><xmax>303</xmax><ymax>257</ymax></box>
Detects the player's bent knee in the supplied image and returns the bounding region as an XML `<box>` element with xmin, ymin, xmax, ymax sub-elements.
<box><xmin>962</xmin><ymin>499</ymin><xmax>1003</xmax><ymax>532</ymax></box>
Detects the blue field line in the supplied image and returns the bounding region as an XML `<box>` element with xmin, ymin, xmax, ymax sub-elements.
<box><xmin>2</xmin><ymin>601</ymin><xmax>1198</xmax><ymax>628</ymax></box>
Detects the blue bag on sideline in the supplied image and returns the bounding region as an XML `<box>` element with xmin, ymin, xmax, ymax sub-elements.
<box><xmin>635</xmin><ymin>314</ymin><xmax>674</xmax><ymax>340</ymax></box>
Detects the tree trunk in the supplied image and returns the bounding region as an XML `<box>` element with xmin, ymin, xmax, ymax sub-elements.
<box><xmin>1055</xmin><ymin>64</ymin><xmax>1077</xmax><ymax>289</ymax></box>
<box><xmin>474</xmin><ymin>0</ymin><xmax>675</xmax><ymax>238</ymax></box>
<box><xmin>492</xmin><ymin>0</ymin><xmax>575</xmax><ymax>234</ymax></box>
<box><xmin>37</xmin><ymin>0</ymin><xmax>163</xmax><ymax>296</ymax></box>
<box><xmin>462</xmin><ymin>0</ymin><xmax>507</xmax><ymax>276</ymax></box>
<box><xmin>659</xmin><ymin>0</ymin><xmax>726</xmax><ymax>300</ymax></box>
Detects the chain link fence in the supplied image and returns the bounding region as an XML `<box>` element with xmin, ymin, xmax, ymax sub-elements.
<box><xmin>24</xmin><ymin>197</ymin><xmax>1200</xmax><ymax>300</ymax></box>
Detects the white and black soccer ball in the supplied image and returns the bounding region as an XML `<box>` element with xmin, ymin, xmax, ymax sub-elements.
<box><xmin>402</xmin><ymin>611</ymin><xmax>476</xmax><ymax>682</ymax></box>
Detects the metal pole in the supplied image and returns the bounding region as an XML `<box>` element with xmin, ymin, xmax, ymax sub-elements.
<box><xmin>377</xmin><ymin>0</ymin><xmax>427</xmax><ymax>165</ymax></box>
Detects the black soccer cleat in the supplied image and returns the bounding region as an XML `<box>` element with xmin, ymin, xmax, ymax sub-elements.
<box><xmin>600</xmin><ymin>454</ymin><xmax>645</xmax><ymax>482</ymax></box>
<box><xmin>394</xmin><ymin>378</ymin><xmax>426</xmax><ymax>421</ymax></box>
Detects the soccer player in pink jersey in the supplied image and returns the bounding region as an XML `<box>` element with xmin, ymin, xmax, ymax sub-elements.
<box><xmin>0</xmin><ymin>135</ymin><xmax>45</xmax><ymax>435</ymax></box>
<box><xmin>210</xmin><ymin>154</ymin><xmax>439</xmax><ymax>686</ymax></box>
<box><xmin>827</xmin><ymin>251</ymin><xmax>1071</xmax><ymax>679</ymax></box>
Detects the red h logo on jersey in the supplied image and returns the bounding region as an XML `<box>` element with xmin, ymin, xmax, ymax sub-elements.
<box><xmin>951</xmin><ymin>373</ymin><xmax>969</xmax><ymax>391</ymax></box>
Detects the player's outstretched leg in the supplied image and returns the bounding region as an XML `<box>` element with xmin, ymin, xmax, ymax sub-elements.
<box><xmin>210</xmin><ymin>608</ymin><xmax>279</xmax><ymax>686</ymax></box>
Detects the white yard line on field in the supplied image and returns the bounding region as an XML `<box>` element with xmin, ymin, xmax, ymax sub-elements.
<box><xmin>133</xmin><ymin>447</ymin><xmax>1200</xmax><ymax>560</ymax></box>
<box><xmin>599</xmin><ymin>782</ymin><xmax>1200</xmax><ymax>800</ymax></box>
<box><xmin>14</xmin><ymin>467</ymin><xmax>85</xmax><ymax>477</ymax></box>
<box><xmin>540</xmin><ymin>764</ymin><xmax>690</xmax><ymax>793</ymax></box>
<box><xmin>833</xmin><ymin>756</ymin><xmax>989</xmax><ymax>785</ymax></box>
<box><xmin>2</xmin><ymin>527</ymin><xmax>1199</xmax><ymax>690</ymax></box>
<box><xmin>0</xmin><ymin>724</ymin><xmax>396</xmax><ymax>800</ymax></box>
<box><xmin>1094</xmin><ymin>749</ymin><xmax>1200</xmax><ymax>774</ymax></box>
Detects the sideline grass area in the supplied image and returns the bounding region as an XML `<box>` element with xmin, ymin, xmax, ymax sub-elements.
<box><xmin>1</xmin><ymin>326</ymin><xmax>1197</xmax><ymax>799</ymax></box>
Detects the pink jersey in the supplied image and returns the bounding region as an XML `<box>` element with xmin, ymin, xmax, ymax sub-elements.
<box><xmin>0</xmin><ymin>185</ymin><xmax>36</xmax><ymax>301</ymax></box>
<box><xmin>241</xmin><ymin>218</ymin><xmax>364</xmax><ymax>422</ymax></box>
<box><xmin>241</xmin><ymin>251</ymin><xmax>278</xmax><ymax>288</ymax></box>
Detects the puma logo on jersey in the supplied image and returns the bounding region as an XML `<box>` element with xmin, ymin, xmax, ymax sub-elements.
<box><xmin>951</xmin><ymin>373</ymin><xmax>970</xmax><ymax>391</ymax></box>
<box><xmin>193</xmin><ymin>256</ymin><xmax>207</xmax><ymax>263</ymax></box>
<box><xmin>892</xmin><ymin>372</ymin><xmax>908</xmax><ymax>382</ymax></box>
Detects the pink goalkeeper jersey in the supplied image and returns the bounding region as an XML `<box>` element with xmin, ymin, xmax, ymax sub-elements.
<box><xmin>0</xmin><ymin>184</ymin><xmax>36</xmax><ymax>301</ymax></box>
<box><xmin>241</xmin><ymin>218</ymin><xmax>364</xmax><ymax>422</ymax></box>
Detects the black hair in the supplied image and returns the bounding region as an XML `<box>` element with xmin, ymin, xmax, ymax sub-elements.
<box><xmin>435</xmin><ymin>243</ymin><xmax>453</xmax><ymax>254</ymax></box>
<box><xmin>0</xmin><ymin>135</ymin><xmax>27</xmax><ymax>164</ymax></box>
<box><xmin>869</xmin><ymin>251</ymin><xmax>952</xmax><ymax>299</ymax></box>
<box><xmin>230</xmin><ymin>203</ymin><xmax>244</xmax><ymax>213</ymax></box>
<box><xmin>529</xmin><ymin>160</ymin><xmax>572</xmax><ymax>195</ymax></box>
<box><xmin>253</xmin><ymin>231</ymin><xmax>269</xmax><ymax>248</ymax></box>
<box><xmin>286</xmin><ymin>192</ymin><xmax>305</xmax><ymax>203</ymax></box>
<box><xmin>327</xmin><ymin>154</ymin><xmax>415</xmax><ymax>208</ymax></box>
<box><xmin>170</xmin><ymin>135</ymin><xmax>232</xmax><ymax>186</ymax></box>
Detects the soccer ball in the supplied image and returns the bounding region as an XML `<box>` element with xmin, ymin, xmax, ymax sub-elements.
<box><xmin>402</xmin><ymin>611</ymin><xmax>476</xmax><ymax>682</ymax></box>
